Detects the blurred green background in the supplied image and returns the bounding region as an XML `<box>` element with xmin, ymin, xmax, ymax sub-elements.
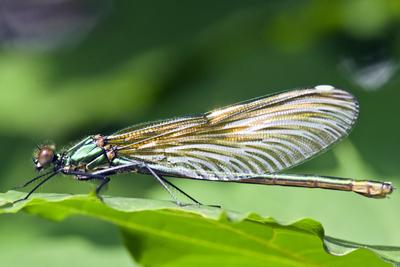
<box><xmin>1</xmin><ymin>0</ymin><xmax>400</xmax><ymax>266</ymax></box>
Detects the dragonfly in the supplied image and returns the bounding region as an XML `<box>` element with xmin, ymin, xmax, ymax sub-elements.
<box><xmin>15</xmin><ymin>85</ymin><xmax>393</xmax><ymax>204</ymax></box>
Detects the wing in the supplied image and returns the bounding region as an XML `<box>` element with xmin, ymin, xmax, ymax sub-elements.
<box><xmin>106</xmin><ymin>85</ymin><xmax>359</xmax><ymax>180</ymax></box>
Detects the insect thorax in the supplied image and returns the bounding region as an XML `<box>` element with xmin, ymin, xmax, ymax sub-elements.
<box><xmin>64</xmin><ymin>136</ymin><xmax>112</xmax><ymax>171</ymax></box>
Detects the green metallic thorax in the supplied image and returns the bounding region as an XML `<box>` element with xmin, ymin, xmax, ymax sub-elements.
<box><xmin>63</xmin><ymin>136</ymin><xmax>134</xmax><ymax>172</ymax></box>
<box><xmin>64</xmin><ymin>137</ymin><xmax>108</xmax><ymax>171</ymax></box>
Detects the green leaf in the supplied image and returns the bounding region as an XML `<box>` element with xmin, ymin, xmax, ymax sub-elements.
<box><xmin>0</xmin><ymin>191</ymin><xmax>398</xmax><ymax>267</ymax></box>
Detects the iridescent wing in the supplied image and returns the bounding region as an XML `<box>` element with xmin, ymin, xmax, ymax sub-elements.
<box><xmin>106</xmin><ymin>86</ymin><xmax>359</xmax><ymax>180</ymax></box>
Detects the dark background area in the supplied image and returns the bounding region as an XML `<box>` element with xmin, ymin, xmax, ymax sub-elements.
<box><xmin>1</xmin><ymin>1</ymin><xmax>400</xmax><ymax>266</ymax></box>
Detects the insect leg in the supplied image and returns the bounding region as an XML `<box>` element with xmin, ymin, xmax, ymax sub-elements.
<box><xmin>142</xmin><ymin>164</ymin><xmax>183</xmax><ymax>205</ymax></box>
<box><xmin>65</xmin><ymin>170</ymin><xmax>110</xmax><ymax>201</ymax></box>
<box><xmin>95</xmin><ymin>177</ymin><xmax>111</xmax><ymax>198</ymax></box>
<box><xmin>160</xmin><ymin>177</ymin><xmax>202</xmax><ymax>205</ymax></box>
<box><xmin>79</xmin><ymin>175</ymin><xmax>110</xmax><ymax>201</ymax></box>
<box><xmin>12</xmin><ymin>169</ymin><xmax>55</xmax><ymax>190</ymax></box>
<box><xmin>13</xmin><ymin>171</ymin><xmax>59</xmax><ymax>204</ymax></box>
<box><xmin>91</xmin><ymin>162</ymin><xmax>138</xmax><ymax>176</ymax></box>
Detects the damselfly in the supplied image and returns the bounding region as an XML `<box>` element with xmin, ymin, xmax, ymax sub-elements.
<box><xmin>15</xmin><ymin>85</ymin><xmax>393</xmax><ymax>204</ymax></box>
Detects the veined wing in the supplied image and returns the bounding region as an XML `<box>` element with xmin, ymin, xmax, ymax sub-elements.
<box><xmin>106</xmin><ymin>85</ymin><xmax>359</xmax><ymax>180</ymax></box>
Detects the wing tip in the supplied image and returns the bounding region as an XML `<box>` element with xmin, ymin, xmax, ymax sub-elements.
<box><xmin>314</xmin><ymin>84</ymin><xmax>356</xmax><ymax>99</ymax></box>
<box><xmin>313</xmin><ymin>84</ymin><xmax>359</xmax><ymax>110</ymax></box>
<box><xmin>314</xmin><ymin>84</ymin><xmax>335</xmax><ymax>91</ymax></box>
<box><xmin>314</xmin><ymin>84</ymin><xmax>360</xmax><ymax>132</ymax></box>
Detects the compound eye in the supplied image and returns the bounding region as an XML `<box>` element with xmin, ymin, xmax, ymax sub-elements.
<box><xmin>36</xmin><ymin>147</ymin><xmax>55</xmax><ymax>169</ymax></box>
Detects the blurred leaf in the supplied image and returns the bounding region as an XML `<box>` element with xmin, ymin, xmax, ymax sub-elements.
<box><xmin>0</xmin><ymin>191</ymin><xmax>398</xmax><ymax>267</ymax></box>
<box><xmin>0</xmin><ymin>220</ymin><xmax>134</xmax><ymax>267</ymax></box>
<box><xmin>0</xmin><ymin>50</ymin><xmax>173</xmax><ymax>137</ymax></box>
<box><xmin>269</xmin><ymin>0</ymin><xmax>400</xmax><ymax>51</ymax></box>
